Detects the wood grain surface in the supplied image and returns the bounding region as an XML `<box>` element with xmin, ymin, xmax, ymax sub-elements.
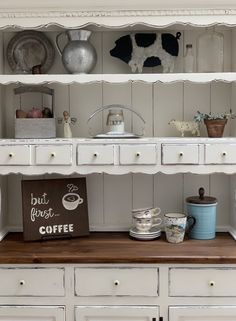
<box><xmin>0</xmin><ymin>232</ymin><xmax>235</xmax><ymax>264</ymax></box>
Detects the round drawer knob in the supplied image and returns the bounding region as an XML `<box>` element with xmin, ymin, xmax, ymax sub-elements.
<box><xmin>136</xmin><ymin>152</ymin><xmax>141</xmax><ymax>157</ymax></box>
<box><xmin>179</xmin><ymin>152</ymin><xmax>184</xmax><ymax>157</ymax></box>
<box><xmin>209</xmin><ymin>280</ymin><xmax>215</xmax><ymax>287</ymax></box>
<box><xmin>94</xmin><ymin>153</ymin><xmax>98</xmax><ymax>157</ymax></box>
<box><xmin>222</xmin><ymin>152</ymin><xmax>227</xmax><ymax>156</ymax></box>
<box><xmin>51</xmin><ymin>153</ymin><xmax>56</xmax><ymax>158</ymax></box>
<box><xmin>9</xmin><ymin>153</ymin><xmax>14</xmax><ymax>158</ymax></box>
<box><xmin>19</xmin><ymin>280</ymin><xmax>25</xmax><ymax>286</ymax></box>
<box><xmin>114</xmin><ymin>280</ymin><xmax>120</xmax><ymax>286</ymax></box>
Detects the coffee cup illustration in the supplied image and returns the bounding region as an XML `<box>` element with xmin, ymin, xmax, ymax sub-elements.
<box><xmin>62</xmin><ymin>192</ymin><xmax>83</xmax><ymax>210</ymax></box>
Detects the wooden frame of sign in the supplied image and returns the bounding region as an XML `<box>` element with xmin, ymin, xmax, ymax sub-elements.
<box><xmin>21</xmin><ymin>177</ymin><xmax>89</xmax><ymax>241</ymax></box>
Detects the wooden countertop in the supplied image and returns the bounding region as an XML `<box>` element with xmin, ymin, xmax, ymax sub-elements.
<box><xmin>0</xmin><ymin>232</ymin><xmax>236</xmax><ymax>264</ymax></box>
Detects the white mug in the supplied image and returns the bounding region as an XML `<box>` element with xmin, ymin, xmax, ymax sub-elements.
<box><xmin>164</xmin><ymin>212</ymin><xmax>196</xmax><ymax>243</ymax></box>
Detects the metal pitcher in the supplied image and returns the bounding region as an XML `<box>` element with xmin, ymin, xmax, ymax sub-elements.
<box><xmin>56</xmin><ymin>29</ymin><xmax>97</xmax><ymax>74</ymax></box>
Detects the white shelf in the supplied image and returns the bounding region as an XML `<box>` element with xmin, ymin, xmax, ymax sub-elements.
<box><xmin>1</xmin><ymin>73</ymin><xmax>236</xmax><ymax>85</ymax></box>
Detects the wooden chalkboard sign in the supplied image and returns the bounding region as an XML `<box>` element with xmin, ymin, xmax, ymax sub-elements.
<box><xmin>21</xmin><ymin>177</ymin><xmax>89</xmax><ymax>241</ymax></box>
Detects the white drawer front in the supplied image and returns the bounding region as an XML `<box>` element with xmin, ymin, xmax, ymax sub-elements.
<box><xmin>162</xmin><ymin>144</ymin><xmax>199</xmax><ymax>164</ymax></box>
<box><xmin>169</xmin><ymin>268</ymin><xmax>236</xmax><ymax>297</ymax></box>
<box><xmin>77</xmin><ymin>145</ymin><xmax>114</xmax><ymax>165</ymax></box>
<box><xmin>205</xmin><ymin>144</ymin><xmax>236</xmax><ymax>164</ymax></box>
<box><xmin>75</xmin><ymin>306</ymin><xmax>158</xmax><ymax>321</ymax></box>
<box><xmin>119</xmin><ymin>144</ymin><xmax>157</xmax><ymax>165</ymax></box>
<box><xmin>0</xmin><ymin>268</ymin><xmax>65</xmax><ymax>296</ymax></box>
<box><xmin>0</xmin><ymin>145</ymin><xmax>31</xmax><ymax>165</ymax></box>
<box><xmin>75</xmin><ymin>268</ymin><xmax>158</xmax><ymax>296</ymax></box>
<box><xmin>0</xmin><ymin>306</ymin><xmax>65</xmax><ymax>320</ymax></box>
<box><xmin>35</xmin><ymin>145</ymin><xmax>72</xmax><ymax>165</ymax></box>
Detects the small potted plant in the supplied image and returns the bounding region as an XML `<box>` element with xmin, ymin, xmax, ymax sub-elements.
<box><xmin>194</xmin><ymin>110</ymin><xmax>235</xmax><ymax>137</ymax></box>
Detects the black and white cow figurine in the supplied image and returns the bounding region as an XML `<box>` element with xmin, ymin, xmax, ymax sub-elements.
<box><xmin>110</xmin><ymin>32</ymin><xmax>181</xmax><ymax>73</ymax></box>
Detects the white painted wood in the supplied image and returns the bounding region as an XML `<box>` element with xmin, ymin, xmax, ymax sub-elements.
<box><xmin>162</xmin><ymin>144</ymin><xmax>199</xmax><ymax>164</ymax></box>
<box><xmin>1</xmin><ymin>73</ymin><xmax>236</xmax><ymax>85</ymax></box>
<box><xmin>86</xmin><ymin>174</ymin><xmax>104</xmax><ymax>229</ymax></box>
<box><xmin>77</xmin><ymin>145</ymin><xmax>114</xmax><ymax>165</ymax></box>
<box><xmin>131</xmin><ymin>83</ymin><xmax>153</xmax><ymax>137</ymax></box>
<box><xmin>75</xmin><ymin>306</ymin><xmax>158</xmax><ymax>321</ymax></box>
<box><xmin>69</xmin><ymin>83</ymin><xmax>103</xmax><ymax>138</ymax></box>
<box><xmin>169</xmin><ymin>306</ymin><xmax>236</xmax><ymax>320</ymax></box>
<box><xmin>205</xmin><ymin>144</ymin><xmax>236</xmax><ymax>164</ymax></box>
<box><xmin>103</xmin><ymin>174</ymin><xmax>132</xmax><ymax>229</ymax></box>
<box><xmin>0</xmin><ymin>306</ymin><xmax>65</xmax><ymax>321</ymax></box>
<box><xmin>154</xmin><ymin>173</ymin><xmax>184</xmax><ymax>221</ymax></box>
<box><xmin>35</xmin><ymin>145</ymin><xmax>72</xmax><ymax>165</ymax></box>
<box><xmin>132</xmin><ymin>174</ymin><xmax>154</xmax><ymax>210</ymax></box>
<box><xmin>0</xmin><ymin>268</ymin><xmax>64</xmax><ymax>296</ymax></box>
<box><xmin>75</xmin><ymin>268</ymin><xmax>158</xmax><ymax>296</ymax></box>
<box><xmin>169</xmin><ymin>267</ymin><xmax>236</xmax><ymax>296</ymax></box>
<box><xmin>0</xmin><ymin>145</ymin><xmax>31</xmax><ymax>165</ymax></box>
<box><xmin>119</xmin><ymin>144</ymin><xmax>157</xmax><ymax>165</ymax></box>
<box><xmin>154</xmin><ymin>83</ymin><xmax>183</xmax><ymax>137</ymax></box>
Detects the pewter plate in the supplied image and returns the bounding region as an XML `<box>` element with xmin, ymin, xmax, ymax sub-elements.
<box><xmin>7</xmin><ymin>30</ymin><xmax>55</xmax><ymax>74</ymax></box>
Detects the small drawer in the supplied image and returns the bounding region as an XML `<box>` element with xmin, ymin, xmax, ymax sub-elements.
<box><xmin>205</xmin><ymin>144</ymin><xmax>236</xmax><ymax>164</ymax></box>
<box><xmin>0</xmin><ymin>267</ymin><xmax>65</xmax><ymax>296</ymax></box>
<box><xmin>35</xmin><ymin>145</ymin><xmax>72</xmax><ymax>165</ymax></box>
<box><xmin>119</xmin><ymin>144</ymin><xmax>157</xmax><ymax>165</ymax></box>
<box><xmin>77</xmin><ymin>145</ymin><xmax>114</xmax><ymax>165</ymax></box>
<box><xmin>162</xmin><ymin>144</ymin><xmax>199</xmax><ymax>164</ymax></box>
<box><xmin>75</xmin><ymin>268</ymin><xmax>158</xmax><ymax>296</ymax></box>
<box><xmin>169</xmin><ymin>268</ymin><xmax>236</xmax><ymax>297</ymax></box>
<box><xmin>0</xmin><ymin>145</ymin><xmax>31</xmax><ymax>165</ymax></box>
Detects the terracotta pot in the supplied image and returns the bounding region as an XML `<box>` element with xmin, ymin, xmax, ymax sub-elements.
<box><xmin>204</xmin><ymin>119</ymin><xmax>227</xmax><ymax>138</ymax></box>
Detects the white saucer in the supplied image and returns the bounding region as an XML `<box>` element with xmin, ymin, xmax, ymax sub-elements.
<box><xmin>129</xmin><ymin>226</ymin><xmax>161</xmax><ymax>235</ymax></box>
<box><xmin>129</xmin><ymin>226</ymin><xmax>161</xmax><ymax>240</ymax></box>
<box><xmin>129</xmin><ymin>230</ymin><xmax>161</xmax><ymax>240</ymax></box>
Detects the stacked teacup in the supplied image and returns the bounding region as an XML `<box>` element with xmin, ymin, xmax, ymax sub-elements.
<box><xmin>129</xmin><ymin>207</ymin><xmax>162</xmax><ymax>240</ymax></box>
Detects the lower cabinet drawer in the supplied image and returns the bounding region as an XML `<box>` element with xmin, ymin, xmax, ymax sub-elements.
<box><xmin>75</xmin><ymin>306</ymin><xmax>158</xmax><ymax>321</ymax></box>
<box><xmin>0</xmin><ymin>306</ymin><xmax>65</xmax><ymax>320</ymax></box>
<box><xmin>0</xmin><ymin>145</ymin><xmax>31</xmax><ymax>165</ymax></box>
<box><xmin>77</xmin><ymin>145</ymin><xmax>114</xmax><ymax>165</ymax></box>
<box><xmin>205</xmin><ymin>144</ymin><xmax>236</xmax><ymax>164</ymax></box>
<box><xmin>0</xmin><ymin>268</ymin><xmax>65</xmax><ymax>296</ymax></box>
<box><xmin>119</xmin><ymin>144</ymin><xmax>157</xmax><ymax>164</ymax></box>
<box><xmin>75</xmin><ymin>268</ymin><xmax>158</xmax><ymax>296</ymax></box>
<box><xmin>169</xmin><ymin>268</ymin><xmax>236</xmax><ymax>296</ymax></box>
<box><xmin>35</xmin><ymin>145</ymin><xmax>72</xmax><ymax>165</ymax></box>
<box><xmin>169</xmin><ymin>306</ymin><xmax>236</xmax><ymax>320</ymax></box>
<box><xmin>162</xmin><ymin>144</ymin><xmax>199</xmax><ymax>164</ymax></box>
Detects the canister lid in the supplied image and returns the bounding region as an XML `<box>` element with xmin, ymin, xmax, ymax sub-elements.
<box><xmin>186</xmin><ymin>187</ymin><xmax>217</xmax><ymax>204</ymax></box>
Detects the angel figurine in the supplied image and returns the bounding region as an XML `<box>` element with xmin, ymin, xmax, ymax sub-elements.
<box><xmin>63</xmin><ymin>111</ymin><xmax>72</xmax><ymax>138</ymax></box>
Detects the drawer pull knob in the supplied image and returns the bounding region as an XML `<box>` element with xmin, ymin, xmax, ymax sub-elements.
<box><xmin>114</xmin><ymin>280</ymin><xmax>120</xmax><ymax>286</ymax></box>
<box><xmin>136</xmin><ymin>152</ymin><xmax>141</xmax><ymax>157</ymax></box>
<box><xmin>9</xmin><ymin>153</ymin><xmax>14</xmax><ymax>158</ymax></box>
<box><xmin>51</xmin><ymin>153</ymin><xmax>56</xmax><ymax>158</ymax></box>
<box><xmin>94</xmin><ymin>153</ymin><xmax>98</xmax><ymax>157</ymax></box>
<box><xmin>19</xmin><ymin>280</ymin><xmax>25</xmax><ymax>286</ymax></box>
<box><xmin>222</xmin><ymin>152</ymin><xmax>227</xmax><ymax>156</ymax></box>
<box><xmin>179</xmin><ymin>152</ymin><xmax>184</xmax><ymax>157</ymax></box>
<box><xmin>209</xmin><ymin>281</ymin><xmax>215</xmax><ymax>287</ymax></box>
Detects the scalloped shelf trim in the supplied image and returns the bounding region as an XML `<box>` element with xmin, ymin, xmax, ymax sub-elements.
<box><xmin>2</xmin><ymin>73</ymin><xmax>236</xmax><ymax>85</ymax></box>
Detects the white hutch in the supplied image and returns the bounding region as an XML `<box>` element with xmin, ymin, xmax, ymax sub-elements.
<box><xmin>0</xmin><ymin>0</ymin><xmax>236</xmax><ymax>320</ymax></box>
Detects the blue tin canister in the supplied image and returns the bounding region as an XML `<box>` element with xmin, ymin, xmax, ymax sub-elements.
<box><xmin>186</xmin><ymin>187</ymin><xmax>218</xmax><ymax>240</ymax></box>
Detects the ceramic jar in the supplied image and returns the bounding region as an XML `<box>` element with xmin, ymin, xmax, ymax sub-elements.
<box><xmin>186</xmin><ymin>187</ymin><xmax>218</xmax><ymax>240</ymax></box>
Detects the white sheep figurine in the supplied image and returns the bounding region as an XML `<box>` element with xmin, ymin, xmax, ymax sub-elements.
<box><xmin>169</xmin><ymin>119</ymin><xmax>200</xmax><ymax>137</ymax></box>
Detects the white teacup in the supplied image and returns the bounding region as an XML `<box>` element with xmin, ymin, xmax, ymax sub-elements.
<box><xmin>132</xmin><ymin>207</ymin><xmax>162</xmax><ymax>232</ymax></box>
<box><xmin>132</xmin><ymin>207</ymin><xmax>161</xmax><ymax>219</ymax></box>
